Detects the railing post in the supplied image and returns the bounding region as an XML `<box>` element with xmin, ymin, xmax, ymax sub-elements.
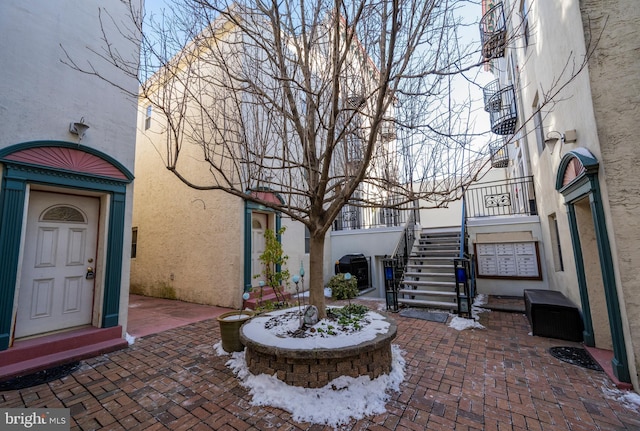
<box><xmin>383</xmin><ymin>258</ymin><xmax>400</xmax><ymax>312</ymax></box>
<box><xmin>454</xmin><ymin>258</ymin><xmax>471</xmax><ymax>318</ymax></box>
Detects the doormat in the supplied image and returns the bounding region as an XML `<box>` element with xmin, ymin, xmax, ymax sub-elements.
<box><xmin>0</xmin><ymin>361</ymin><xmax>80</xmax><ymax>391</ymax></box>
<box><xmin>399</xmin><ymin>309</ymin><xmax>449</xmax><ymax>323</ymax></box>
<box><xmin>549</xmin><ymin>347</ymin><xmax>603</xmax><ymax>371</ymax></box>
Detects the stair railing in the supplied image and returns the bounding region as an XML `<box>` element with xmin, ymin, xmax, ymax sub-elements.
<box><xmin>455</xmin><ymin>190</ymin><xmax>476</xmax><ymax>309</ymax></box>
<box><xmin>383</xmin><ymin>203</ymin><xmax>417</xmax><ymax>311</ymax></box>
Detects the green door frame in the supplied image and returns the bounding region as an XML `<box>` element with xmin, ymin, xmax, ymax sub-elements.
<box><xmin>243</xmin><ymin>189</ymin><xmax>284</xmax><ymax>293</ymax></box>
<box><xmin>0</xmin><ymin>141</ymin><xmax>133</xmax><ymax>351</ymax></box>
<box><xmin>556</xmin><ymin>149</ymin><xmax>630</xmax><ymax>383</ymax></box>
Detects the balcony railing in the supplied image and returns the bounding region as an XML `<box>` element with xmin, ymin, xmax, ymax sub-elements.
<box><xmin>333</xmin><ymin>201</ymin><xmax>415</xmax><ymax>231</ymax></box>
<box><xmin>464</xmin><ymin>176</ymin><xmax>537</xmax><ymax>218</ymax></box>
<box><xmin>489</xmin><ymin>137</ymin><xmax>509</xmax><ymax>168</ymax></box>
<box><xmin>483</xmin><ymin>80</ymin><xmax>517</xmax><ymax>135</ymax></box>
<box><xmin>480</xmin><ymin>2</ymin><xmax>507</xmax><ymax>59</ymax></box>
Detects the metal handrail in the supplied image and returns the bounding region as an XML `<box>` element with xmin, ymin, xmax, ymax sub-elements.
<box><xmin>459</xmin><ymin>190</ymin><xmax>467</xmax><ymax>259</ymax></box>
<box><xmin>465</xmin><ymin>175</ymin><xmax>537</xmax><ymax>218</ymax></box>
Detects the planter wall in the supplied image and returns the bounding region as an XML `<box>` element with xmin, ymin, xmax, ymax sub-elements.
<box><xmin>240</xmin><ymin>311</ymin><xmax>397</xmax><ymax>388</ymax></box>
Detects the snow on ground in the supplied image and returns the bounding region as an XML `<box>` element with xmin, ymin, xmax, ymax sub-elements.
<box><xmin>213</xmin><ymin>341</ymin><xmax>227</xmax><ymax>356</ymax></box>
<box><xmin>241</xmin><ymin>307</ymin><xmax>391</xmax><ymax>350</ymax></box>
<box><xmin>603</xmin><ymin>387</ymin><xmax>640</xmax><ymax>411</ymax></box>
<box><xmin>226</xmin><ymin>345</ymin><xmax>406</xmax><ymax>429</ymax></box>
<box><xmin>215</xmin><ymin>304</ymin><xmax>405</xmax><ymax>428</ymax></box>
<box><xmin>125</xmin><ymin>333</ymin><xmax>136</xmax><ymax>345</ymax></box>
<box><xmin>448</xmin><ymin>294</ymin><xmax>489</xmax><ymax>331</ymax></box>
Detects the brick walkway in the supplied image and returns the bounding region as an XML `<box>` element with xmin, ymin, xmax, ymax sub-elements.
<box><xmin>2</xmin><ymin>300</ymin><xmax>640</xmax><ymax>430</ymax></box>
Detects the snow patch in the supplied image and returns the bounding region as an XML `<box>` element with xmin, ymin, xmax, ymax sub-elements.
<box><xmin>125</xmin><ymin>333</ymin><xmax>136</xmax><ymax>345</ymax></box>
<box><xmin>226</xmin><ymin>345</ymin><xmax>406</xmax><ymax>428</ymax></box>
<box><xmin>213</xmin><ymin>341</ymin><xmax>228</xmax><ymax>356</ymax></box>
<box><xmin>603</xmin><ymin>387</ymin><xmax>640</xmax><ymax>410</ymax></box>
<box><xmin>448</xmin><ymin>294</ymin><xmax>488</xmax><ymax>331</ymax></box>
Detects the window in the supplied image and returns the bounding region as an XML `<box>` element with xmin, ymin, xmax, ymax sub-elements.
<box><xmin>532</xmin><ymin>94</ymin><xmax>544</xmax><ymax>154</ymax></box>
<box><xmin>144</xmin><ymin>105</ymin><xmax>152</xmax><ymax>130</ymax></box>
<box><xmin>520</xmin><ymin>0</ymin><xmax>530</xmax><ymax>48</ymax></box>
<box><xmin>41</xmin><ymin>205</ymin><xmax>85</xmax><ymax>223</ymax></box>
<box><xmin>131</xmin><ymin>227</ymin><xmax>138</xmax><ymax>258</ymax></box>
<box><xmin>548</xmin><ymin>214</ymin><xmax>564</xmax><ymax>271</ymax></box>
<box><xmin>304</xmin><ymin>226</ymin><xmax>310</xmax><ymax>254</ymax></box>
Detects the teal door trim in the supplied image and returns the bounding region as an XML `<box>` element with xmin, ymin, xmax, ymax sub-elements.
<box><xmin>0</xmin><ymin>141</ymin><xmax>133</xmax><ymax>350</ymax></box>
<box><xmin>556</xmin><ymin>149</ymin><xmax>630</xmax><ymax>383</ymax></box>
<box><xmin>243</xmin><ymin>189</ymin><xmax>284</xmax><ymax>293</ymax></box>
<box><xmin>565</xmin><ymin>204</ymin><xmax>595</xmax><ymax>346</ymax></box>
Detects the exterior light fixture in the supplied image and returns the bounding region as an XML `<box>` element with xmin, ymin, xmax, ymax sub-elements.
<box><xmin>545</xmin><ymin>129</ymin><xmax>577</xmax><ymax>153</ymax></box>
<box><xmin>69</xmin><ymin>117</ymin><xmax>89</xmax><ymax>140</ymax></box>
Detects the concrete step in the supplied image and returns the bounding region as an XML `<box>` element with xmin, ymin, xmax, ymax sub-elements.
<box><xmin>414</xmin><ymin>248</ymin><xmax>459</xmax><ymax>255</ymax></box>
<box><xmin>404</xmin><ymin>271</ymin><xmax>455</xmax><ymax>278</ymax></box>
<box><xmin>0</xmin><ymin>326</ymin><xmax>127</xmax><ymax>382</ymax></box>
<box><xmin>409</xmin><ymin>255</ymin><xmax>456</xmax><ymax>262</ymax></box>
<box><xmin>406</xmin><ymin>264</ymin><xmax>452</xmax><ymax>271</ymax></box>
<box><xmin>243</xmin><ymin>286</ymin><xmax>292</xmax><ymax>310</ymax></box>
<box><xmin>398</xmin><ymin>289</ymin><xmax>457</xmax><ymax>297</ymax></box>
<box><xmin>398</xmin><ymin>298</ymin><xmax>458</xmax><ymax>310</ymax></box>
<box><xmin>402</xmin><ymin>280</ymin><xmax>456</xmax><ymax>288</ymax></box>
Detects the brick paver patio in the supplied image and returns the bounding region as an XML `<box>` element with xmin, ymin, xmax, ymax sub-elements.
<box><xmin>2</xmin><ymin>299</ymin><xmax>640</xmax><ymax>430</ymax></box>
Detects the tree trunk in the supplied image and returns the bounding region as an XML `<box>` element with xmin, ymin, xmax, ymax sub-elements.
<box><xmin>308</xmin><ymin>231</ymin><xmax>327</xmax><ymax>319</ymax></box>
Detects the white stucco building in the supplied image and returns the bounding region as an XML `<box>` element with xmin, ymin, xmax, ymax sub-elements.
<box><xmin>479</xmin><ymin>0</ymin><xmax>640</xmax><ymax>389</ymax></box>
<box><xmin>0</xmin><ymin>1</ymin><xmax>140</xmax><ymax>380</ymax></box>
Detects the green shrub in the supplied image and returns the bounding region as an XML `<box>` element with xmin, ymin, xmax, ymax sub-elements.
<box><xmin>328</xmin><ymin>273</ymin><xmax>359</xmax><ymax>300</ymax></box>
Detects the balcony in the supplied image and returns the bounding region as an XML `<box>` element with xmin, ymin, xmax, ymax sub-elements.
<box><xmin>333</xmin><ymin>201</ymin><xmax>415</xmax><ymax>231</ymax></box>
<box><xmin>464</xmin><ymin>176</ymin><xmax>537</xmax><ymax>218</ymax></box>
<box><xmin>489</xmin><ymin>138</ymin><xmax>509</xmax><ymax>168</ymax></box>
<box><xmin>483</xmin><ymin>80</ymin><xmax>517</xmax><ymax>135</ymax></box>
<box><xmin>480</xmin><ymin>2</ymin><xmax>507</xmax><ymax>59</ymax></box>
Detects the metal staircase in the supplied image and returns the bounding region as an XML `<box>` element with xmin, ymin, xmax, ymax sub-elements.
<box><xmin>398</xmin><ymin>228</ymin><xmax>460</xmax><ymax>311</ymax></box>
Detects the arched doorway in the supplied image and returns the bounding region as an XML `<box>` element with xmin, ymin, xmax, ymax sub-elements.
<box><xmin>0</xmin><ymin>141</ymin><xmax>133</xmax><ymax>350</ymax></box>
<box><xmin>555</xmin><ymin>148</ymin><xmax>630</xmax><ymax>383</ymax></box>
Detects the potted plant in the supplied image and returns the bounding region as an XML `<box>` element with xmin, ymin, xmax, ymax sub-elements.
<box><xmin>217</xmin><ymin>309</ymin><xmax>254</xmax><ymax>352</ymax></box>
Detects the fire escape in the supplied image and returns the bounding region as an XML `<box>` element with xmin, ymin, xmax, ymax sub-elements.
<box><xmin>480</xmin><ymin>2</ymin><xmax>517</xmax><ymax>168</ymax></box>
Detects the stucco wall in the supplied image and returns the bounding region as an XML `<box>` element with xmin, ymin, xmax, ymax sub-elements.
<box><xmin>131</xmin><ymin>120</ymin><xmax>244</xmax><ymax>309</ymax></box>
<box><xmin>579</xmin><ymin>0</ymin><xmax>640</xmax><ymax>383</ymax></box>
<box><xmin>468</xmin><ymin>217</ymin><xmax>549</xmax><ymax>297</ymax></box>
<box><xmin>0</xmin><ymin>1</ymin><xmax>140</xmax><ymax>329</ymax></box>
<box><xmin>504</xmin><ymin>0</ymin><xmax>639</xmax><ymax>386</ymax></box>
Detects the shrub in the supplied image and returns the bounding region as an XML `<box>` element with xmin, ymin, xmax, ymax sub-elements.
<box><xmin>328</xmin><ymin>273</ymin><xmax>358</xmax><ymax>300</ymax></box>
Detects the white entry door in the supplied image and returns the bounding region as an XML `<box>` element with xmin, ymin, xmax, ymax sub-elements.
<box><xmin>251</xmin><ymin>213</ymin><xmax>267</xmax><ymax>284</ymax></box>
<box><xmin>14</xmin><ymin>191</ymin><xmax>99</xmax><ymax>339</ymax></box>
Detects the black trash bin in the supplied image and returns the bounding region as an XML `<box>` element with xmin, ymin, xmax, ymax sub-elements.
<box><xmin>335</xmin><ymin>254</ymin><xmax>369</xmax><ymax>290</ymax></box>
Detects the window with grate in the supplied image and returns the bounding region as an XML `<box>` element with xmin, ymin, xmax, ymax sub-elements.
<box><xmin>131</xmin><ymin>227</ymin><xmax>138</xmax><ymax>258</ymax></box>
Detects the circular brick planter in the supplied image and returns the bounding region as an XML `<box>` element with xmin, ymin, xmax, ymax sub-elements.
<box><xmin>239</xmin><ymin>309</ymin><xmax>397</xmax><ymax>388</ymax></box>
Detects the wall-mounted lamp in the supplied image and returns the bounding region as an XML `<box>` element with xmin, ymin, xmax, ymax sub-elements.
<box><xmin>69</xmin><ymin>117</ymin><xmax>89</xmax><ymax>141</ymax></box>
<box><xmin>544</xmin><ymin>129</ymin><xmax>577</xmax><ymax>153</ymax></box>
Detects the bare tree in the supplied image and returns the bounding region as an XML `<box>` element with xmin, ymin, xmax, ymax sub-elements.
<box><xmin>64</xmin><ymin>0</ymin><xmax>596</xmax><ymax>317</ymax></box>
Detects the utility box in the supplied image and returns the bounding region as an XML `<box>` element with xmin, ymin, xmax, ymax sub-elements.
<box><xmin>524</xmin><ymin>289</ymin><xmax>583</xmax><ymax>342</ymax></box>
<box><xmin>335</xmin><ymin>254</ymin><xmax>369</xmax><ymax>290</ymax></box>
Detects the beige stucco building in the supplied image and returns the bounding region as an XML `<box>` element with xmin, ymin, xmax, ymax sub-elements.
<box><xmin>480</xmin><ymin>0</ymin><xmax>640</xmax><ymax>389</ymax></box>
<box><xmin>131</xmin><ymin>9</ymin><xmax>404</xmax><ymax>310</ymax></box>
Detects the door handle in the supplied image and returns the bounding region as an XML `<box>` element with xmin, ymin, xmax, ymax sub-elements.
<box><xmin>86</xmin><ymin>266</ymin><xmax>95</xmax><ymax>280</ymax></box>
